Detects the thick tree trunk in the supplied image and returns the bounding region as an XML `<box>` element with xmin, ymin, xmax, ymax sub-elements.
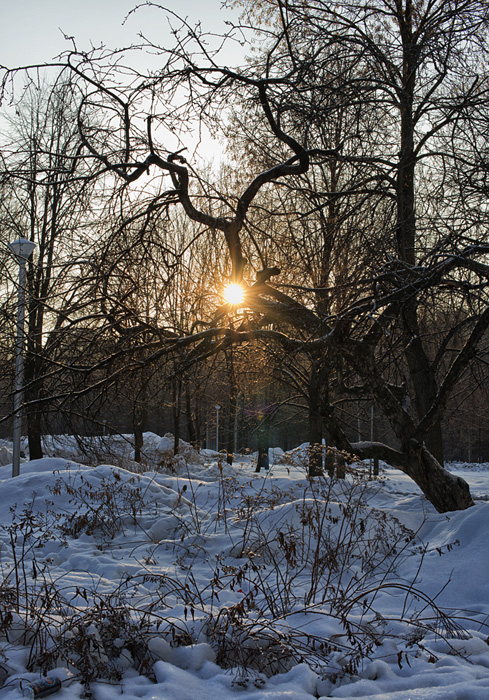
<box><xmin>402</xmin><ymin>308</ymin><xmax>444</xmax><ymax>465</ymax></box>
<box><xmin>343</xmin><ymin>341</ymin><xmax>473</xmax><ymax>512</ymax></box>
<box><xmin>353</xmin><ymin>440</ymin><xmax>473</xmax><ymax>513</ymax></box>
<box><xmin>407</xmin><ymin>445</ymin><xmax>472</xmax><ymax>512</ymax></box>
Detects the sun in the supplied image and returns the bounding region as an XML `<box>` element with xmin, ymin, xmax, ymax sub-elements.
<box><xmin>223</xmin><ymin>283</ymin><xmax>245</xmax><ymax>305</ymax></box>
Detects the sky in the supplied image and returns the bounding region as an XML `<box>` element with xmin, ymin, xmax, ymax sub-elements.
<box><xmin>0</xmin><ymin>0</ymin><xmax>241</xmax><ymax>67</ymax></box>
<box><xmin>0</xmin><ymin>0</ymin><xmax>244</xmax><ymax>162</ymax></box>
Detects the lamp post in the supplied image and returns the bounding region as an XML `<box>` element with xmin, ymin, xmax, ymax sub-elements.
<box><xmin>8</xmin><ymin>238</ymin><xmax>36</xmax><ymax>478</ymax></box>
<box><xmin>215</xmin><ymin>404</ymin><xmax>221</xmax><ymax>452</ymax></box>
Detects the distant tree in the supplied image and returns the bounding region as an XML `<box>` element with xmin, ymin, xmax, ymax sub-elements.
<box><xmin>0</xmin><ymin>76</ymin><xmax>102</xmax><ymax>457</ymax></box>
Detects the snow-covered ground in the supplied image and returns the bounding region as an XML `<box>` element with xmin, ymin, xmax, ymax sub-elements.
<box><xmin>0</xmin><ymin>434</ymin><xmax>488</xmax><ymax>700</ymax></box>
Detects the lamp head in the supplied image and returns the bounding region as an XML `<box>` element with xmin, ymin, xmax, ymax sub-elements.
<box><xmin>8</xmin><ymin>238</ymin><xmax>36</xmax><ymax>259</ymax></box>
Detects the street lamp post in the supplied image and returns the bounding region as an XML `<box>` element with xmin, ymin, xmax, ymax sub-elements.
<box><xmin>215</xmin><ymin>404</ymin><xmax>221</xmax><ymax>452</ymax></box>
<box><xmin>8</xmin><ymin>238</ymin><xmax>36</xmax><ymax>478</ymax></box>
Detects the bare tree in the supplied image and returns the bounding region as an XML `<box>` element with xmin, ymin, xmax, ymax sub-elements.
<box><xmin>0</xmin><ymin>75</ymin><xmax>103</xmax><ymax>457</ymax></box>
<box><xmin>2</xmin><ymin>2</ymin><xmax>489</xmax><ymax>511</ymax></box>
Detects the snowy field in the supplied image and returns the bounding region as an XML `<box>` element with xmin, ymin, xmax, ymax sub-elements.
<box><xmin>0</xmin><ymin>433</ymin><xmax>488</xmax><ymax>700</ymax></box>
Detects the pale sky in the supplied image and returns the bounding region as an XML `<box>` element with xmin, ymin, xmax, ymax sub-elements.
<box><xmin>0</xmin><ymin>0</ymin><xmax>241</xmax><ymax>67</ymax></box>
<box><xmin>0</xmin><ymin>0</ymin><xmax>244</xmax><ymax>161</ymax></box>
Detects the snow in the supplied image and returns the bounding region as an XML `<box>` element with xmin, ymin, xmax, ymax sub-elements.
<box><xmin>0</xmin><ymin>435</ymin><xmax>488</xmax><ymax>699</ymax></box>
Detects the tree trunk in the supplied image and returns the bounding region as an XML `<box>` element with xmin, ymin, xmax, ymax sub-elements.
<box><xmin>133</xmin><ymin>366</ymin><xmax>149</xmax><ymax>462</ymax></box>
<box><xmin>353</xmin><ymin>440</ymin><xmax>473</xmax><ymax>513</ymax></box>
<box><xmin>172</xmin><ymin>379</ymin><xmax>181</xmax><ymax>456</ymax></box>
<box><xmin>134</xmin><ymin>415</ymin><xmax>144</xmax><ymax>463</ymax></box>
<box><xmin>308</xmin><ymin>407</ymin><xmax>323</xmax><ymax>477</ymax></box>
<box><xmin>133</xmin><ymin>389</ymin><xmax>147</xmax><ymax>463</ymax></box>
<box><xmin>308</xmin><ymin>357</ymin><xmax>327</xmax><ymax>476</ymax></box>
<box><xmin>325</xmin><ymin>450</ymin><xmax>336</xmax><ymax>478</ymax></box>
<box><xmin>185</xmin><ymin>384</ymin><xmax>197</xmax><ymax>447</ymax></box>
<box><xmin>24</xmin><ymin>355</ymin><xmax>43</xmax><ymax>460</ymax></box>
<box><xmin>225</xmin><ymin>395</ymin><xmax>236</xmax><ymax>466</ymax></box>
<box><xmin>225</xmin><ymin>350</ymin><xmax>237</xmax><ymax>465</ymax></box>
<box><xmin>407</xmin><ymin>446</ymin><xmax>471</xmax><ymax>512</ymax></box>
<box><xmin>255</xmin><ymin>417</ymin><xmax>269</xmax><ymax>472</ymax></box>
<box><xmin>395</xmin><ymin>8</ymin><xmax>444</xmax><ymax>466</ymax></box>
<box><xmin>402</xmin><ymin>308</ymin><xmax>445</xmax><ymax>465</ymax></box>
<box><xmin>344</xmin><ymin>341</ymin><xmax>473</xmax><ymax>512</ymax></box>
<box><xmin>336</xmin><ymin>453</ymin><xmax>346</xmax><ymax>479</ymax></box>
<box><xmin>26</xmin><ymin>405</ymin><xmax>43</xmax><ymax>460</ymax></box>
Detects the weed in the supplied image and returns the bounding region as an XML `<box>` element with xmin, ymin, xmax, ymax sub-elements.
<box><xmin>48</xmin><ymin>470</ymin><xmax>156</xmax><ymax>542</ymax></box>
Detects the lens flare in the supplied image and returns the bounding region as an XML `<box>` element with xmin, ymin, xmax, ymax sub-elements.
<box><xmin>223</xmin><ymin>283</ymin><xmax>245</xmax><ymax>305</ymax></box>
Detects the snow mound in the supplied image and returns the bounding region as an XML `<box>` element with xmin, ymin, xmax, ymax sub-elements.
<box><xmin>157</xmin><ymin>433</ymin><xmax>203</xmax><ymax>465</ymax></box>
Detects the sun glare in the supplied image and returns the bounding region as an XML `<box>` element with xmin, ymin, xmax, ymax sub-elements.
<box><xmin>223</xmin><ymin>283</ymin><xmax>245</xmax><ymax>305</ymax></box>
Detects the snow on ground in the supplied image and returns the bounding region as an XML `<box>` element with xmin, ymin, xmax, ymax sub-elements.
<box><xmin>0</xmin><ymin>435</ymin><xmax>488</xmax><ymax>699</ymax></box>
